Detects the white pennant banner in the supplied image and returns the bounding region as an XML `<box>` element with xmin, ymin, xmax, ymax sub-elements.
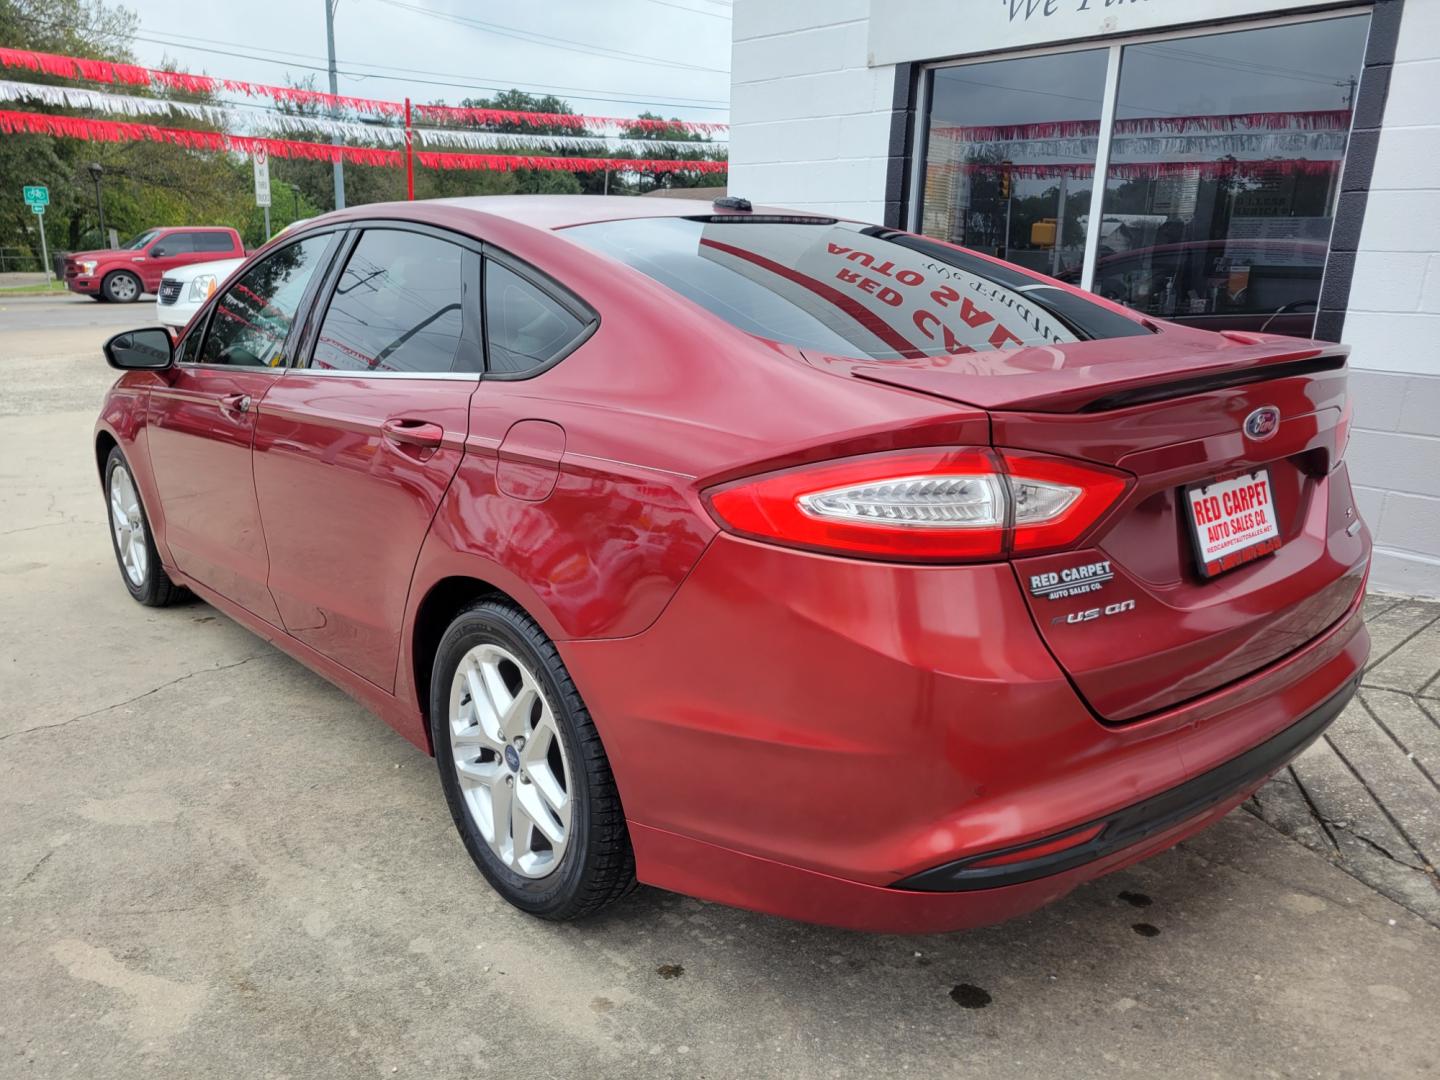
<box><xmin>0</xmin><ymin>78</ymin><xmax>725</xmax><ymax>157</ymax></box>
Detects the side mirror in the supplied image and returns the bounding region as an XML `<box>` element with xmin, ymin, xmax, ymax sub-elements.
<box><xmin>151</xmin><ymin>246</ymin><xmax>168</xmax><ymax>257</ymax></box>
<box><xmin>104</xmin><ymin>328</ymin><xmax>174</xmax><ymax>370</ymax></box>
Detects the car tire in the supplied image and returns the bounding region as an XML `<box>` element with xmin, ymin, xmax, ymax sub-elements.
<box><xmin>101</xmin><ymin>270</ymin><xmax>142</xmax><ymax>303</ymax></box>
<box><xmin>430</xmin><ymin>599</ymin><xmax>636</xmax><ymax>920</ymax></box>
<box><xmin>104</xmin><ymin>447</ymin><xmax>185</xmax><ymax>607</ymax></box>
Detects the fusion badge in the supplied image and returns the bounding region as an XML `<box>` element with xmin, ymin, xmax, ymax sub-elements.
<box><xmin>1028</xmin><ymin>559</ymin><xmax>1113</xmax><ymax>601</ymax></box>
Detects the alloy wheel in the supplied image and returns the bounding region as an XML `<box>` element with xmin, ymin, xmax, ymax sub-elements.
<box><xmin>108</xmin><ymin>463</ymin><xmax>147</xmax><ymax>587</ymax></box>
<box><xmin>448</xmin><ymin>643</ymin><xmax>572</xmax><ymax>878</ymax></box>
<box><xmin>109</xmin><ymin>274</ymin><xmax>138</xmax><ymax>301</ymax></box>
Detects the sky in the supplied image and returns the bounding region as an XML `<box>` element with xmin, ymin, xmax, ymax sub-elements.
<box><xmin>120</xmin><ymin>0</ymin><xmax>733</xmax><ymax>126</ymax></box>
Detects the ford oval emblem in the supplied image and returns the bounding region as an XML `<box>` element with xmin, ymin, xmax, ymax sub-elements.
<box><xmin>1244</xmin><ymin>406</ymin><xmax>1280</xmax><ymax>441</ymax></box>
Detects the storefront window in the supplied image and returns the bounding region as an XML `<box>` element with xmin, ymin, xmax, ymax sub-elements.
<box><xmin>920</xmin><ymin>49</ymin><xmax>1108</xmax><ymax>278</ymax></box>
<box><xmin>913</xmin><ymin>14</ymin><xmax>1370</xmax><ymax>339</ymax></box>
<box><xmin>1097</xmin><ymin>17</ymin><xmax>1369</xmax><ymax>336</ymax></box>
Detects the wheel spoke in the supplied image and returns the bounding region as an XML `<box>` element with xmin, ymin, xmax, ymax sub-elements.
<box><xmin>501</xmin><ymin>684</ymin><xmax>537</xmax><ymax>741</ymax></box>
<box><xmin>528</xmin><ymin>763</ymin><xmax>569</xmax><ymax>821</ymax></box>
<box><xmin>516</xmin><ymin>777</ymin><xmax>565</xmax><ymax>842</ymax></box>
<box><xmin>453</xmin><ymin>756</ymin><xmax>502</xmax><ymax>789</ymax></box>
<box><xmin>450</xmin><ymin>722</ymin><xmax>502</xmax><ymax>750</ymax></box>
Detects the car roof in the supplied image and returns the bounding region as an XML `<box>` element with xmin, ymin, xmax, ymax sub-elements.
<box><xmin>338</xmin><ymin>195</ymin><xmax>821</xmax><ymax>233</ymax></box>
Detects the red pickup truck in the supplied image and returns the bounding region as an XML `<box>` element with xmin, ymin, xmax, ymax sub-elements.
<box><xmin>64</xmin><ymin>227</ymin><xmax>245</xmax><ymax>303</ymax></box>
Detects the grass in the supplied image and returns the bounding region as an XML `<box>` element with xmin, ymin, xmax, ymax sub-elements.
<box><xmin>0</xmin><ymin>280</ymin><xmax>70</xmax><ymax>295</ymax></box>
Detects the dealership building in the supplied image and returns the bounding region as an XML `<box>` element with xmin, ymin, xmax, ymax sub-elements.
<box><xmin>728</xmin><ymin>0</ymin><xmax>1439</xmax><ymax>595</ymax></box>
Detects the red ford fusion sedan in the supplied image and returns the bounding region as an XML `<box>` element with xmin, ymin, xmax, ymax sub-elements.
<box><xmin>94</xmin><ymin>196</ymin><xmax>1370</xmax><ymax>932</ymax></box>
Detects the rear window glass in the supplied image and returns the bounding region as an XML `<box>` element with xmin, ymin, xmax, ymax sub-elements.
<box><xmin>564</xmin><ymin>217</ymin><xmax>1150</xmax><ymax>361</ymax></box>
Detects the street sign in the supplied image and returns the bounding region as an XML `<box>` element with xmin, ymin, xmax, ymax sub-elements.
<box><xmin>25</xmin><ymin>186</ymin><xmax>52</xmax><ymax>283</ymax></box>
<box><xmin>252</xmin><ymin>150</ymin><xmax>271</xmax><ymax>209</ymax></box>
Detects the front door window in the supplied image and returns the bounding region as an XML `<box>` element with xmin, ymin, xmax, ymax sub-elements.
<box><xmin>200</xmin><ymin>235</ymin><xmax>332</xmax><ymax>367</ymax></box>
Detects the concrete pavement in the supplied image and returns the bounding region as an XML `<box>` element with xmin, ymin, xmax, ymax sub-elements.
<box><xmin>2</xmin><ymin>295</ymin><xmax>1439</xmax><ymax>1079</ymax></box>
<box><xmin>1253</xmin><ymin>595</ymin><xmax>1440</xmax><ymax>924</ymax></box>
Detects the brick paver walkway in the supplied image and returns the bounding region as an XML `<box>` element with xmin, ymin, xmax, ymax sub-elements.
<box><xmin>1252</xmin><ymin>593</ymin><xmax>1440</xmax><ymax>924</ymax></box>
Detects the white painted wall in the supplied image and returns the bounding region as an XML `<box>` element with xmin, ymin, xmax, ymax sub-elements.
<box><xmin>1342</xmin><ymin>0</ymin><xmax>1440</xmax><ymax>595</ymax></box>
<box><xmin>729</xmin><ymin>0</ymin><xmax>894</xmax><ymax>220</ymax></box>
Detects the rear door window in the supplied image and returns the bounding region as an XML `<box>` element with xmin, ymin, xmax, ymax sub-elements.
<box><xmin>191</xmin><ymin>232</ymin><xmax>239</xmax><ymax>254</ymax></box>
<box><xmin>483</xmin><ymin>261</ymin><xmax>588</xmax><ymax>375</ymax></box>
<box><xmin>309</xmin><ymin>229</ymin><xmax>467</xmax><ymax>374</ymax></box>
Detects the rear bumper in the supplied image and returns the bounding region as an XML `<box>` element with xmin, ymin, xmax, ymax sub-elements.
<box><xmin>561</xmin><ymin>532</ymin><xmax>1369</xmax><ymax>932</ymax></box>
<box><xmin>895</xmin><ymin>675</ymin><xmax>1355</xmax><ymax>892</ymax></box>
<box><xmin>622</xmin><ymin>678</ymin><xmax>1355</xmax><ymax>934</ymax></box>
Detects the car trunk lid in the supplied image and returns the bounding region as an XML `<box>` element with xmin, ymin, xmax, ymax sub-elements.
<box><xmin>813</xmin><ymin>335</ymin><xmax>1367</xmax><ymax>722</ymax></box>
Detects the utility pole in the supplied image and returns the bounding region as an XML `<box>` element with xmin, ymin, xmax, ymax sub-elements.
<box><xmin>87</xmin><ymin>162</ymin><xmax>107</xmax><ymax>247</ymax></box>
<box><xmin>325</xmin><ymin>0</ymin><xmax>346</xmax><ymax>210</ymax></box>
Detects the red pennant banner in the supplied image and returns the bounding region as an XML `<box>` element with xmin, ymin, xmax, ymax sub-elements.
<box><xmin>936</xmin><ymin>158</ymin><xmax>1343</xmax><ymax>180</ymax></box>
<box><xmin>416</xmin><ymin>150</ymin><xmax>728</xmax><ymax>173</ymax></box>
<box><xmin>0</xmin><ymin>46</ymin><xmax>728</xmax><ymax>134</ymax></box>
<box><xmin>0</xmin><ymin>108</ymin><xmax>727</xmax><ymax>173</ymax></box>
<box><xmin>931</xmin><ymin>109</ymin><xmax>1352</xmax><ymax>144</ymax></box>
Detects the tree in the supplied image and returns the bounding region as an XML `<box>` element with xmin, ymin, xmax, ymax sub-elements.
<box><xmin>0</xmin><ymin>0</ymin><xmax>139</xmax><ymax>264</ymax></box>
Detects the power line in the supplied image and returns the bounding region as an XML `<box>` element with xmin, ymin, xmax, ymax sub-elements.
<box><xmin>372</xmin><ymin>0</ymin><xmax>729</xmax><ymax>74</ymax></box>
<box><xmin>12</xmin><ymin>14</ymin><xmax>730</xmax><ymax>112</ymax></box>
<box><xmin>127</xmin><ymin>31</ymin><xmax>732</xmax><ymax>111</ymax></box>
<box><xmin>641</xmin><ymin>0</ymin><xmax>732</xmax><ymax>19</ymax></box>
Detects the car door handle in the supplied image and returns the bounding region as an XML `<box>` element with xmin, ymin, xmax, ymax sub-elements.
<box><xmin>220</xmin><ymin>393</ymin><xmax>251</xmax><ymax>415</ymax></box>
<box><xmin>381</xmin><ymin>418</ymin><xmax>445</xmax><ymax>449</ymax></box>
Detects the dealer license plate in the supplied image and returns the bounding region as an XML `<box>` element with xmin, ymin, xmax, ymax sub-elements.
<box><xmin>1184</xmin><ymin>469</ymin><xmax>1282</xmax><ymax>578</ymax></box>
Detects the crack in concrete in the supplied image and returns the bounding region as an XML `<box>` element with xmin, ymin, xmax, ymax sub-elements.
<box><xmin>0</xmin><ymin>520</ymin><xmax>78</xmax><ymax>537</ymax></box>
<box><xmin>16</xmin><ymin>848</ymin><xmax>54</xmax><ymax>887</ymax></box>
<box><xmin>1324</xmin><ymin>818</ymin><xmax>1429</xmax><ymax>872</ymax></box>
<box><xmin>1187</xmin><ymin>820</ymin><xmax>1440</xmax><ymax>933</ymax></box>
<box><xmin>1323</xmin><ymin>732</ymin><xmax>1434</xmax><ymax>872</ymax></box>
<box><xmin>1288</xmin><ymin>765</ymin><xmax>1342</xmax><ymax>857</ymax></box>
<box><xmin>0</xmin><ymin>655</ymin><xmax>271</xmax><ymax>743</ymax></box>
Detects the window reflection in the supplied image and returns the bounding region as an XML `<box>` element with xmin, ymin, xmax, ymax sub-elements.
<box><xmin>1094</xmin><ymin>16</ymin><xmax>1369</xmax><ymax>336</ymax></box>
<box><xmin>312</xmin><ymin>230</ymin><xmax>465</xmax><ymax>374</ymax></box>
<box><xmin>201</xmin><ymin>236</ymin><xmax>329</xmax><ymax>367</ymax></box>
<box><xmin>921</xmin><ymin>49</ymin><xmax>1108</xmax><ymax>276</ymax></box>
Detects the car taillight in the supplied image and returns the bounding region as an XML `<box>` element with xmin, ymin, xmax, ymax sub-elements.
<box><xmin>705</xmin><ymin>447</ymin><xmax>1129</xmax><ymax>562</ymax></box>
<box><xmin>1002</xmin><ymin>450</ymin><xmax>1129</xmax><ymax>555</ymax></box>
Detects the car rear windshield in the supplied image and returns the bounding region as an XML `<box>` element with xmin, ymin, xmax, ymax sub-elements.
<box><xmin>564</xmin><ymin>216</ymin><xmax>1151</xmax><ymax>361</ymax></box>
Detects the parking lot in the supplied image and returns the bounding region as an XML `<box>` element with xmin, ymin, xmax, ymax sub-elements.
<box><xmin>3</xmin><ymin>293</ymin><xmax>1439</xmax><ymax>1079</ymax></box>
